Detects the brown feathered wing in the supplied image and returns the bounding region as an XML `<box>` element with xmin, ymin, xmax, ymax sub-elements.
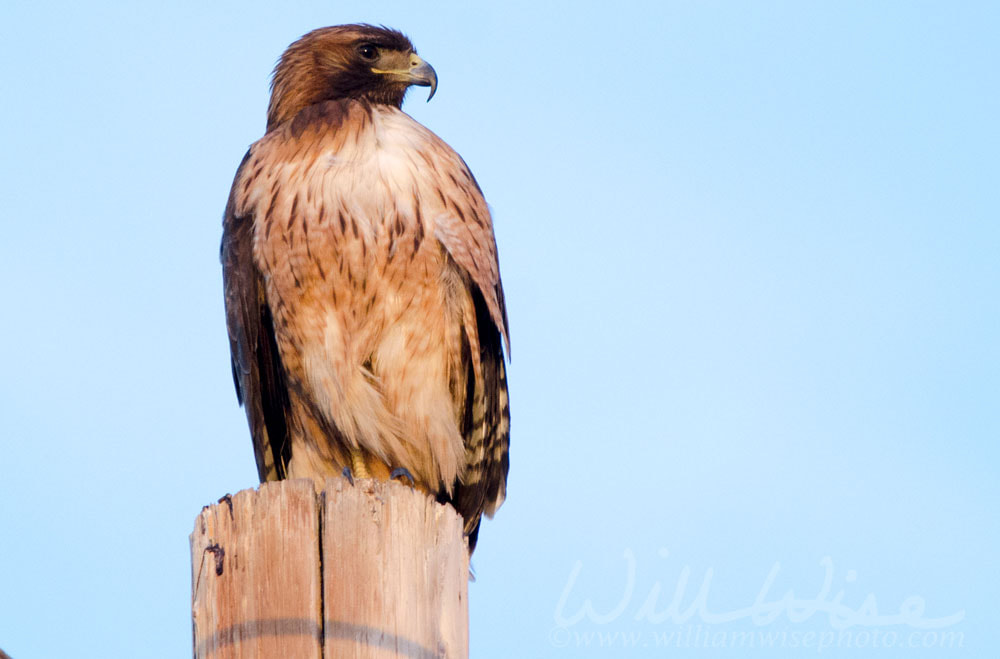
<box><xmin>222</xmin><ymin>151</ymin><xmax>292</xmax><ymax>482</ymax></box>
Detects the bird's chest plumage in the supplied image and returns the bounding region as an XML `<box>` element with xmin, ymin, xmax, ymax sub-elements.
<box><xmin>238</xmin><ymin>105</ymin><xmax>470</xmax><ymax>483</ymax></box>
<box><xmin>260</xmin><ymin>168</ymin><xmax>434</xmax><ymax>343</ymax></box>
<box><xmin>248</xmin><ymin>109</ymin><xmax>447</xmax><ymax>353</ymax></box>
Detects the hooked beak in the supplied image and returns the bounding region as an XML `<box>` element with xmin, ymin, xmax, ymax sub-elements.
<box><xmin>374</xmin><ymin>54</ymin><xmax>438</xmax><ymax>102</ymax></box>
<box><xmin>407</xmin><ymin>55</ymin><xmax>438</xmax><ymax>101</ymax></box>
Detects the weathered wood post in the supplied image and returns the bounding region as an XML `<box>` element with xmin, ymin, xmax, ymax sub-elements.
<box><xmin>191</xmin><ymin>478</ymin><xmax>469</xmax><ymax>658</ymax></box>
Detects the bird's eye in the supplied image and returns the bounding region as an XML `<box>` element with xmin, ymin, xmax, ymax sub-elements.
<box><xmin>358</xmin><ymin>44</ymin><xmax>379</xmax><ymax>61</ymax></box>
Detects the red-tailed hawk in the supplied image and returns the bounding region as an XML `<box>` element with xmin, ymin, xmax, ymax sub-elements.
<box><xmin>222</xmin><ymin>25</ymin><xmax>509</xmax><ymax>551</ymax></box>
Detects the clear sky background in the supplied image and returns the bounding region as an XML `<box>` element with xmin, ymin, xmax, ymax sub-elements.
<box><xmin>1</xmin><ymin>2</ymin><xmax>997</xmax><ymax>657</ymax></box>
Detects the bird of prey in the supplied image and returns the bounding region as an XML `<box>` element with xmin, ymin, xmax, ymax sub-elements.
<box><xmin>222</xmin><ymin>25</ymin><xmax>509</xmax><ymax>551</ymax></box>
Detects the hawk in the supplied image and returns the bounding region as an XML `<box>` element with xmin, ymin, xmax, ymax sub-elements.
<box><xmin>222</xmin><ymin>25</ymin><xmax>509</xmax><ymax>551</ymax></box>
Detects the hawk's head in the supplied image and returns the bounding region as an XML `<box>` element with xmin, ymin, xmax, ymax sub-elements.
<box><xmin>266</xmin><ymin>24</ymin><xmax>437</xmax><ymax>131</ymax></box>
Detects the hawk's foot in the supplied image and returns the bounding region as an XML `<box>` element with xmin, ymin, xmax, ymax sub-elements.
<box><xmin>350</xmin><ymin>448</ymin><xmax>371</xmax><ymax>479</ymax></box>
<box><xmin>341</xmin><ymin>466</ymin><xmax>355</xmax><ymax>486</ymax></box>
<box><xmin>390</xmin><ymin>467</ymin><xmax>416</xmax><ymax>488</ymax></box>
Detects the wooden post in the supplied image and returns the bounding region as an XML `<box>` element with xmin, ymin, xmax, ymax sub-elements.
<box><xmin>191</xmin><ymin>478</ymin><xmax>469</xmax><ymax>659</ymax></box>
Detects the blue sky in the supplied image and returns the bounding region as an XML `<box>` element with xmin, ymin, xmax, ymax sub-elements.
<box><xmin>1</xmin><ymin>1</ymin><xmax>997</xmax><ymax>657</ymax></box>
